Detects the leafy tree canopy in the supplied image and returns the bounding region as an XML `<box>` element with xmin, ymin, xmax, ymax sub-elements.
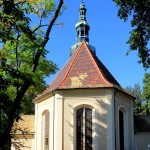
<box><xmin>113</xmin><ymin>0</ymin><xmax>150</xmax><ymax>68</ymax></box>
<box><xmin>0</xmin><ymin>0</ymin><xmax>64</xmax><ymax>149</ymax></box>
<box><xmin>125</xmin><ymin>83</ymin><xmax>143</xmax><ymax>115</ymax></box>
<box><xmin>125</xmin><ymin>73</ymin><xmax>150</xmax><ymax>115</ymax></box>
<box><xmin>142</xmin><ymin>73</ymin><xmax>150</xmax><ymax>114</ymax></box>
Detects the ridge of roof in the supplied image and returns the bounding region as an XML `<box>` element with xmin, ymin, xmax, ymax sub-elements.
<box><xmin>36</xmin><ymin>41</ymin><xmax>124</xmax><ymax>100</ymax></box>
<box><xmin>58</xmin><ymin>42</ymin><xmax>113</xmax><ymax>88</ymax></box>
<box><xmin>35</xmin><ymin>45</ymin><xmax>79</xmax><ymax>99</ymax></box>
<box><xmin>82</xmin><ymin>42</ymin><xmax>113</xmax><ymax>87</ymax></box>
<box><xmin>58</xmin><ymin>42</ymin><xmax>86</xmax><ymax>88</ymax></box>
<box><xmin>91</xmin><ymin>49</ymin><xmax>121</xmax><ymax>88</ymax></box>
<box><xmin>57</xmin><ymin>41</ymin><xmax>121</xmax><ymax>89</ymax></box>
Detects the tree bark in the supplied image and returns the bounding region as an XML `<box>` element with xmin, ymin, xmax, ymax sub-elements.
<box><xmin>0</xmin><ymin>0</ymin><xmax>64</xmax><ymax>149</ymax></box>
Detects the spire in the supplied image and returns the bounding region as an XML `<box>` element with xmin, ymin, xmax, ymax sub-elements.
<box><xmin>70</xmin><ymin>2</ymin><xmax>95</xmax><ymax>56</ymax></box>
<box><xmin>75</xmin><ymin>2</ymin><xmax>90</xmax><ymax>43</ymax></box>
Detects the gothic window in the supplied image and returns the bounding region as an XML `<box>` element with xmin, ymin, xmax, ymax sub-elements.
<box><xmin>76</xmin><ymin>107</ymin><xmax>92</xmax><ymax>150</ymax></box>
<box><xmin>43</xmin><ymin>111</ymin><xmax>50</xmax><ymax>150</ymax></box>
<box><xmin>119</xmin><ymin>107</ymin><xmax>129</xmax><ymax>150</ymax></box>
<box><xmin>119</xmin><ymin>110</ymin><xmax>124</xmax><ymax>150</ymax></box>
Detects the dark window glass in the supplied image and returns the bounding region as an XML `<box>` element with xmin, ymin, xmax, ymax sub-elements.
<box><xmin>76</xmin><ymin>107</ymin><xmax>92</xmax><ymax>150</ymax></box>
<box><xmin>44</xmin><ymin>112</ymin><xmax>49</xmax><ymax>150</ymax></box>
<box><xmin>77</xmin><ymin>108</ymin><xmax>83</xmax><ymax>150</ymax></box>
<box><xmin>119</xmin><ymin>110</ymin><xmax>124</xmax><ymax>150</ymax></box>
<box><xmin>85</xmin><ymin>108</ymin><xmax>92</xmax><ymax>150</ymax></box>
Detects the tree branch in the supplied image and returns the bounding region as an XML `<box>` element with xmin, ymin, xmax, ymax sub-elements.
<box><xmin>32</xmin><ymin>0</ymin><xmax>64</xmax><ymax>72</ymax></box>
<box><xmin>0</xmin><ymin>0</ymin><xmax>64</xmax><ymax>148</ymax></box>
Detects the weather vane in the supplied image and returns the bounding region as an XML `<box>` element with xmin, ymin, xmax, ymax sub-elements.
<box><xmin>82</xmin><ymin>0</ymin><xmax>84</xmax><ymax>3</ymax></box>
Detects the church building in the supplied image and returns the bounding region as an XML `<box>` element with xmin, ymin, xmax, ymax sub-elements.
<box><xmin>34</xmin><ymin>2</ymin><xmax>135</xmax><ymax>150</ymax></box>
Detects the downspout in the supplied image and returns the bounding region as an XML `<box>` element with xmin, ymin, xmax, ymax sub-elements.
<box><xmin>132</xmin><ymin>99</ymin><xmax>135</xmax><ymax>150</ymax></box>
<box><xmin>52</xmin><ymin>92</ymin><xmax>55</xmax><ymax>150</ymax></box>
<box><xmin>114</xmin><ymin>90</ymin><xmax>118</xmax><ymax>150</ymax></box>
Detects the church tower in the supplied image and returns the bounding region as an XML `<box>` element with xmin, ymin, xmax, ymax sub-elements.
<box><xmin>34</xmin><ymin>2</ymin><xmax>135</xmax><ymax>150</ymax></box>
<box><xmin>76</xmin><ymin>2</ymin><xmax>89</xmax><ymax>43</ymax></box>
<box><xmin>70</xmin><ymin>1</ymin><xmax>95</xmax><ymax>56</ymax></box>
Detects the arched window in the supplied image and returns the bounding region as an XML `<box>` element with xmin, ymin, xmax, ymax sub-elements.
<box><xmin>119</xmin><ymin>107</ymin><xmax>128</xmax><ymax>150</ymax></box>
<box><xmin>119</xmin><ymin>110</ymin><xmax>124</xmax><ymax>150</ymax></box>
<box><xmin>76</xmin><ymin>107</ymin><xmax>92</xmax><ymax>150</ymax></box>
<box><xmin>80</xmin><ymin>11</ymin><xmax>84</xmax><ymax>16</ymax></box>
<box><xmin>42</xmin><ymin>111</ymin><xmax>50</xmax><ymax>150</ymax></box>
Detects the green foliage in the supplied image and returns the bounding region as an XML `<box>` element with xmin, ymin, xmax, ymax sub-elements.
<box><xmin>26</xmin><ymin>0</ymin><xmax>56</xmax><ymax>17</ymax></box>
<box><xmin>125</xmin><ymin>73</ymin><xmax>150</xmax><ymax>115</ymax></box>
<box><xmin>113</xmin><ymin>0</ymin><xmax>150</xmax><ymax>68</ymax></box>
<box><xmin>0</xmin><ymin>0</ymin><xmax>58</xmax><ymax>116</ymax></box>
<box><xmin>142</xmin><ymin>73</ymin><xmax>150</xmax><ymax>114</ymax></box>
<box><xmin>0</xmin><ymin>1</ymin><xmax>32</xmax><ymax>43</ymax></box>
<box><xmin>125</xmin><ymin>83</ymin><xmax>143</xmax><ymax>115</ymax></box>
<box><xmin>0</xmin><ymin>0</ymin><xmax>64</xmax><ymax>148</ymax></box>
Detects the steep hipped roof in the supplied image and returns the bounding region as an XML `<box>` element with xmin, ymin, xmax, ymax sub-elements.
<box><xmin>34</xmin><ymin>2</ymin><xmax>135</xmax><ymax>102</ymax></box>
<box><xmin>37</xmin><ymin>42</ymin><xmax>124</xmax><ymax>99</ymax></box>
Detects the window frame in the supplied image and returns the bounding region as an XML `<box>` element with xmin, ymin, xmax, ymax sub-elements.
<box><xmin>118</xmin><ymin>106</ymin><xmax>129</xmax><ymax>150</ymax></box>
<box><xmin>75</xmin><ymin>106</ymin><xmax>93</xmax><ymax>150</ymax></box>
<box><xmin>42</xmin><ymin>110</ymin><xmax>50</xmax><ymax>150</ymax></box>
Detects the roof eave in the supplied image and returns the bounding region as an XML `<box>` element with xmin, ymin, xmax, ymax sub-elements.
<box><xmin>34</xmin><ymin>89</ymin><xmax>56</xmax><ymax>103</ymax></box>
<box><xmin>34</xmin><ymin>84</ymin><xmax>135</xmax><ymax>103</ymax></box>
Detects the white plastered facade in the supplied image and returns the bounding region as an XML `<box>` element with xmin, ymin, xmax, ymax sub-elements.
<box><xmin>34</xmin><ymin>88</ymin><xmax>134</xmax><ymax>150</ymax></box>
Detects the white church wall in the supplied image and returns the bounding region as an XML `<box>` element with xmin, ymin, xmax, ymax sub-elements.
<box><xmin>35</xmin><ymin>96</ymin><xmax>54</xmax><ymax>150</ymax></box>
<box><xmin>34</xmin><ymin>89</ymin><xmax>134</xmax><ymax>150</ymax></box>
<box><xmin>115</xmin><ymin>92</ymin><xmax>134</xmax><ymax>150</ymax></box>
<box><xmin>59</xmin><ymin>89</ymin><xmax>115</xmax><ymax>150</ymax></box>
<box><xmin>53</xmin><ymin>93</ymin><xmax>63</xmax><ymax>150</ymax></box>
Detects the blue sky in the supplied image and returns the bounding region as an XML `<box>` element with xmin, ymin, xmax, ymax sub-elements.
<box><xmin>45</xmin><ymin>0</ymin><xmax>149</xmax><ymax>88</ymax></box>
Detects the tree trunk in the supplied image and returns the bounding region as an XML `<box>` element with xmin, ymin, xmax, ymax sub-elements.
<box><xmin>0</xmin><ymin>0</ymin><xmax>63</xmax><ymax>148</ymax></box>
<box><xmin>0</xmin><ymin>81</ymin><xmax>30</xmax><ymax>149</ymax></box>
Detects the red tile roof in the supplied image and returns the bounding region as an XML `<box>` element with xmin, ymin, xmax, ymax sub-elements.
<box><xmin>37</xmin><ymin>41</ymin><xmax>123</xmax><ymax>98</ymax></box>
